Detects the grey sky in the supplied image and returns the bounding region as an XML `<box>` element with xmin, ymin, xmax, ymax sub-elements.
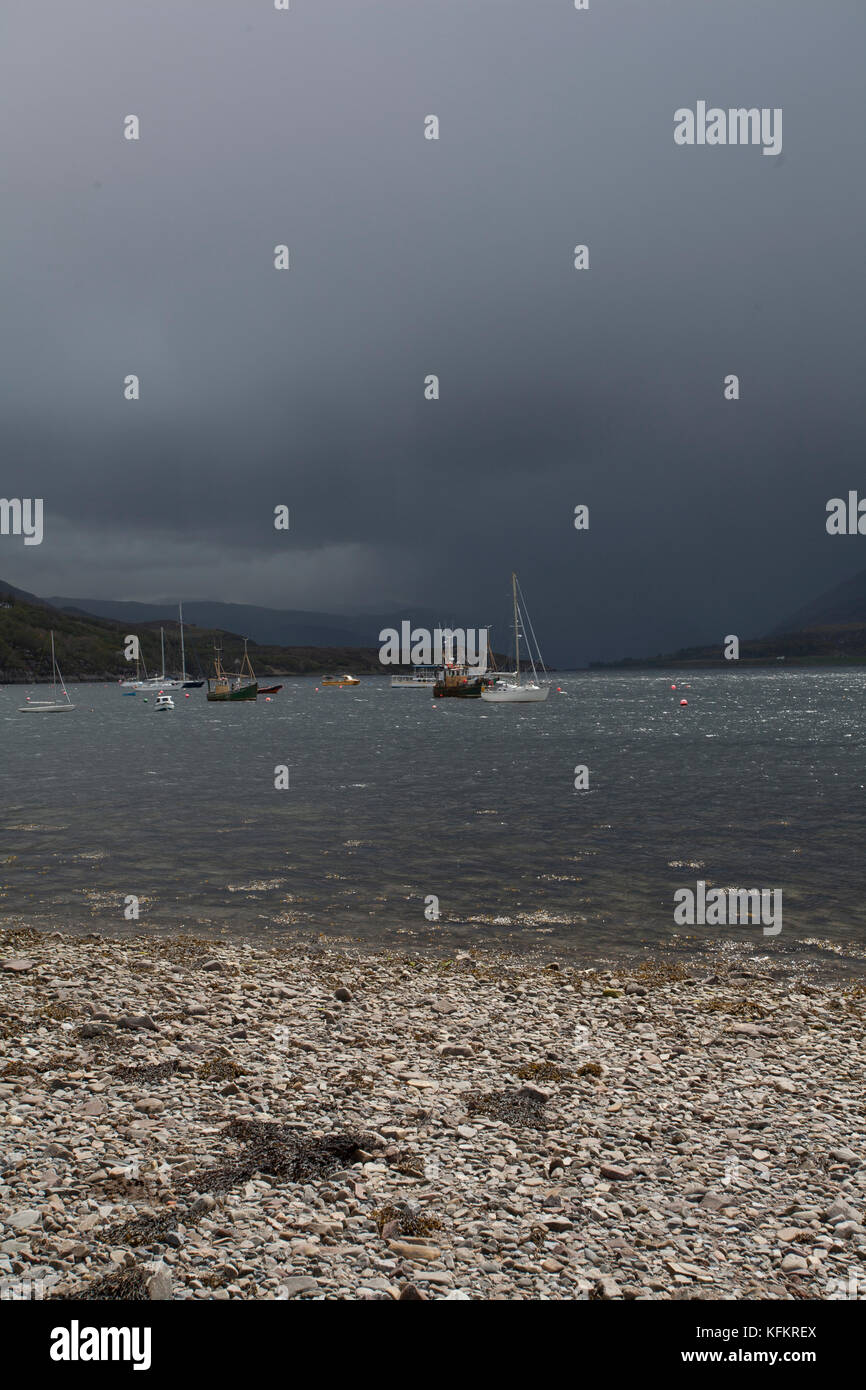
<box><xmin>1</xmin><ymin>0</ymin><xmax>864</xmax><ymax>663</ymax></box>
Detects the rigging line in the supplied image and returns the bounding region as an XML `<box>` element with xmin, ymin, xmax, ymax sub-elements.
<box><xmin>515</xmin><ymin>575</ymin><xmax>547</xmax><ymax>675</ymax></box>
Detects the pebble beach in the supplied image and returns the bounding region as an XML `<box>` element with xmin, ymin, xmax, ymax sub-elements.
<box><xmin>1</xmin><ymin>927</ymin><xmax>864</xmax><ymax>1302</ymax></box>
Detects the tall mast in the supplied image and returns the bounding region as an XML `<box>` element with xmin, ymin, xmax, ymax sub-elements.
<box><xmin>179</xmin><ymin>602</ymin><xmax>186</xmax><ymax>681</ymax></box>
<box><xmin>51</xmin><ymin>630</ymin><xmax>57</xmax><ymax>699</ymax></box>
<box><xmin>512</xmin><ymin>572</ymin><xmax>521</xmax><ymax>685</ymax></box>
<box><xmin>160</xmin><ymin>627</ymin><xmax>165</xmax><ymax>681</ymax></box>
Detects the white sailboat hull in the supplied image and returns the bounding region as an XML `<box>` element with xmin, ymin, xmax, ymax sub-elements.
<box><xmin>480</xmin><ymin>683</ymin><xmax>550</xmax><ymax>703</ymax></box>
<box><xmin>18</xmin><ymin>631</ymin><xmax>74</xmax><ymax>712</ymax></box>
<box><xmin>18</xmin><ymin>702</ymin><xmax>76</xmax><ymax>713</ymax></box>
<box><xmin>484</xmin><ymin>573</ymin><xmax>550</xmax><ymax>707</ymax></box>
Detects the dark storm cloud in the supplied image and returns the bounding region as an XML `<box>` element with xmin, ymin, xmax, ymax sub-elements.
<box><xmin>1</xmin><ymin>0</ymin><xmax>864</xmax><ymax>662</ymax></box>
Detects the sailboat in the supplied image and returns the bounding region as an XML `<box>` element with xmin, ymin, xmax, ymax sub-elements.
<box><xmin>119</xmin><ymin>649</ymin><xmax>149</xmax><ymax>689</ymax></box>
<box><xmin>135</xmin><ymin>628</ymin><xmax>184</xmax><ymax>692</ymax></box>
<box><xmin>178</xmin><ymin>602</ymin><xmax>204</xmax><ymax>688</ymax></box>
<box><xmin>206</xmin><ymin>639</ymin><xmax>258</xmax><ymax>702</ymax></box>
<box><xmin>119</xmin><ymin>606</ymin><xmax>202</xmax><ymax>692</ymax></box>
<box><xmin>18</xmin><ymin>632</ymin><xmax>75</xmax><ymax>713</ymax></box>
<box><xmin>480</xmin><ymin>573</ymin><xmax>550</xmax><ymax>703</ymax></box>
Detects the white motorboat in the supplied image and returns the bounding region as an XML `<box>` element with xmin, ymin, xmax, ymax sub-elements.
<box><xmin>18</xmin><ymin>631</ymin><xmax>75</xmax><ymax>712</ymax></box>
<box><xmin>390</xmin><ymin>667</ymin><xmax>438</xmax><ymax>688</ymax></box>
<box><xmin>480</xmin><ymin>573</ymin><xmax>550</xmax><ymax>704</ymax></box>
<box><xmin>154</xmin><ymin>693</ymin><xmax>175</xmax><ymax>711</ymax></box>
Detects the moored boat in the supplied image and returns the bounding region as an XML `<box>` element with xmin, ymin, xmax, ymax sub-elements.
<box><xmin>480</xmin><ymin>573</ymin><xmax>550</xmax><ymax>704</ymax></box>
<box><xmin>18</xmin><ymin>632</ymin><xmax>75</xmax><ymax>713</ymax></box>
<box><xmin>321</xmin><ymin>674</ymin><xmax>360</xmax><ymax>686</ymax></box>
<box><xmin>120</xmin><ymin>605</ymin><xmax>204</xmax><ymax>690</ymax></box>
<box><xmin>482</xmin><ymin>679</ymin><xmax>549</xmax><ymax>703</ymax></box>
<box><xmin>177</xmin><ymin>602</ymin><xmax>204</xmax><ymax>686</ymax></box>
<box><xmin>206</xmin><ymin>640</ymin><xmax>258</xmax><ymax>702</ymax></box>
<box><xmin>432</xmin><ymin>670</ymin><xmax>489</xmax><ymax>698</ymax></box>
<box><xmin>135</xmin><ymin>628</ymin><xmax>185</xmax><ymax>691</ymax></box>
<box><xmin>391</xmin><ymin>667</ymin><xmax>437</xmax><ymax>689</ymax></box>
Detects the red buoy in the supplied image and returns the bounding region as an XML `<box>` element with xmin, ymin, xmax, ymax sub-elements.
<box><xmin>671</xmin><ymin>684</ymin><xmax>677</xmax><ymax>690</ymax></box>
<box><xmin>680</xmin><ymin>698</ymin><xmax>688</xmax><ymax>706</ymax></box>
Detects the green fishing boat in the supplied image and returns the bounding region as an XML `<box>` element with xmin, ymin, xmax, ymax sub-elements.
<box><xmin>206</xmin><ymin>640</ymin><xmax>258</xmax><ymax>702</ymax></box>
<box><xmin>432</xmin><ymin>669</ymin><xmax>488</xmax><ymax>698</ymax></box>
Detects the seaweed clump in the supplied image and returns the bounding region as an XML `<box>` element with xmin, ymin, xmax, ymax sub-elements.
<box><xmin>66</xmin><ymin>1266</ymin><xmax>151</xmax><ymax>1301</ymax></box>
<box><xmin>40</xmin><ymin>1003</ymin><xmax>79</xmax><ymax>1022</ymax></box>
<box><xmin>630</xmin><ymin>959</ymin><xmax>693</xmax><ymax>986</ymax></box>
<box><xmin>517</xmin><ymin>1061</ymin><xmax>568</xmax><ymax>1082</ymax></box>
<box><xmin>115</xmin><ymin>1060</ymin><xmax>180</xmax><ymax>1084</ymax></box>
<box><xmin>198</xmin><ymin>1059</ymin><xmax>246</xmax><ymax>1082</ymax></box>
<box><xmin>387</xmin><ymin>1147</ymin><xmax>425</xmax><ymax>1178</ymax></box>
<box><xmin>374</xmin><ymin>1202</ymin><xmax>442</xmax><ymax>1238</ymax></box>
<box><xmin>187</xmin><ymin>1117</ymin><xmax>375</xmax><ymax>1192</ymax></box>
<box><xmin>697</xmin><ymin>998</ymin><xmax>767</xmax><ymax>1018</ymax></box>
<box><xmin>466</xmin><ymin>1088</ymin><xmax>549</xmax><ymax>1130</ymax></box>
<box><xmin>100</xmin><ymin>1212</ymin><xmax>178</xmax><ymax>1249</ymax></box>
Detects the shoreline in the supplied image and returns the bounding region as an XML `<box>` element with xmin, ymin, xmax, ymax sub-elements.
<box><xmin>1</xmin><ymin>927</ymin><xmax>864</xmax><ymax>1301</ymax></box>
<box><xmin>3</xmin><ymin>915</ymin><xmax>865</xmax><ymax>986</ymax></box>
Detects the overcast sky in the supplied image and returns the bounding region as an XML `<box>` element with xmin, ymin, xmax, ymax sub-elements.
<box><xmin>1</xmin><ymin>0</ymin><xmax>864</xmax><ymax>663</ymax></box>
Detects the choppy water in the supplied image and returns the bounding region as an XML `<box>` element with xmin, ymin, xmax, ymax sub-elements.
<box><xmin>1</xmin><ymin>671</ymin><xmax>864</xmax><ymax>973</ymax></box>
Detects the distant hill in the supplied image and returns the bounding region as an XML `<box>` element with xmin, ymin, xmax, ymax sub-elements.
<box><xmin>591</xmin><ymin>623</ymin><xmax>866</xmax><ymax>669</ymax></box>
<box><xmin>771</xmin><ymin>566</ymin><xmax>866</xmax><ymax>633</ymax></box>
<box><xmin>0</xmin><ymin>587</ymin><xmax>386</xmax><ymax>682</ymax></box>
<box><xmin>0</xmin><ymin>583</ymin><xmax>509</xmax><ymax>681</ymax></box>
<box><xmin>41</xmin><ymin>592</ymin><xmax>444</xmax><ymax>651</ymax></box>
<box><xmin>591</xmin><ymin>565</ymin><xmax>866</xmax><ymax>669</ymax></box>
